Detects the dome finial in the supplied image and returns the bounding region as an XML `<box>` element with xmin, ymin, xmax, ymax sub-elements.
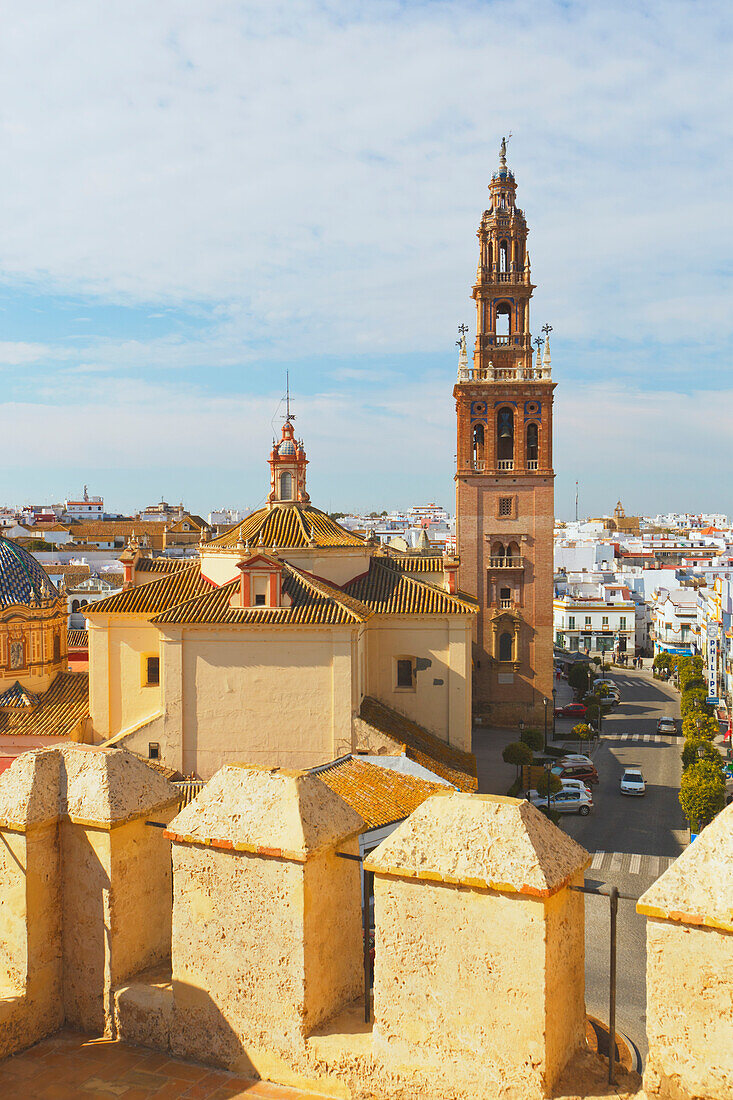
<box><xmin>499</xmin><ymin>133</ymin><xmax>511</xmax><ymax>168</ymax></box>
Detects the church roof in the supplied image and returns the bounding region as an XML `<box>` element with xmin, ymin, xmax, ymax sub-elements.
<box><xmin>312</xmin><ymin>756</ymin><xmax>448</xmax><ymax>830</ymax></box>
<box><xmin>0</xmin><ymin>672</ymin><xmax>89</xmax><ymax>738</ymax></box>
<box><xmin>207</xmin><ymin>503</ymin><xmax>366</xmax><ymax>550</ymax></box>
<box><xmin>82</xmin><ymin>563</ymin><xmax>211</xmax><ymax>617</ymax></box>
<box><xmin>0</xmin><ymin>536</ymin><xmax>58</xmax><ymax>608</ymax></box>
<box><xmin>344</xmin><ymin>559</ymin><xmax>477</xmax><ymax>616</ymax></box>
<box><xmin>151</xmin><ymin>564</ymin><xmax>373</xmax><ymax>626</ymax></box>
<box><xmin>135</xmin><ymin>557</ymin><xmax>192</xmax><ymax>574</ymax></box>
<box><xmin>358</xmin><ymin>696</ymin><xmax>478</xmax><ymax>793</ymax></box>
<box><xmin>379</xmin><ymin>554</ymin><xmax>446</xmax><ymax>573</ymax></box>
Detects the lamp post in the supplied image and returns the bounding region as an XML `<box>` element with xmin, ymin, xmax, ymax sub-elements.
<box><xmin>543</xmin><ymin>697</ymin><xmax>548</xmax><ymax>753</ymax></box>
<box><xmin>552</xmin><ymin>687</ymin><xmax>557</xmax><ymax>740</ymax></box>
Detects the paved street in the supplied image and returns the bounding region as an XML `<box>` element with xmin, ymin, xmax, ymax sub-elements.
<box><xmin>474</xmin><ymin>667</ymin><xmax>686</xmax><ymax>1065</ymax></box>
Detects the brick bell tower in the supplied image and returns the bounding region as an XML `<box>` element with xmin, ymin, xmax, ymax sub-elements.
<box><xmin>454</xmin><ymin>138</ymin><xmax>555</xmax><ymax>727</ymax></box>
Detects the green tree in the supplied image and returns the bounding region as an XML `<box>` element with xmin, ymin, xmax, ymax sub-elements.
<box><xmin>680</xmin><ymin>688</ymin><xmax>709</xmax><ymax>719</ymax></box>
<box><xmin>653</xmin><ymin>652</ymin><xmax>671</xmax><ymax>673</ymax></box>
<box><xmin>567</xmin><ymin>664</ymin><xmax>589</xmax><ymax>696</ymax></box>
<box><xmin>535</xmin><ymin>770</ymin><xmax>563</xmax><ymax>797</ymax></box>
<box><xmin>520</xmin><ymin>726</ymin><xmax>544</xmax><ymax>753</ymax></box>
<box><xmin>679</xmin><ymin>760</ymin><xmax>726</xmax><ymax>832</ymax></box>
<box><xmin>681</xmin><ymin>739</ymin><xmax>723</xmax><ymax>771</ymax></box>
<box><xmin>681</xmin><ymin>713</ymin><xmax>720</xmax><ymax>741</ymax></box>
<box><xmin>502</xmin><ymin>741</ymin><xmax>533</xmax><ymax>783</ymax></box>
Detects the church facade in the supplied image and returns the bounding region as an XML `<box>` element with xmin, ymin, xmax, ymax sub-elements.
<box><xmin>85</xmin><ymin>420</ymin><xmax>477</xmax><ymax>781</ymax></box>
<box><xmin>454</xmin><ymin>141</ymin><xmax>555</xmax><ymax>726</ymax></box>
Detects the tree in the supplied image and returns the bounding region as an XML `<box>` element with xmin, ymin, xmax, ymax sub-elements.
<box><xmin>681</xmin><ymin>713</ymin><xmax>720</xmax><ymax>741</ymax></box>
<box><xmin>567</xmin><ymin>664</ymin><xmax>589</xmax><ymax>696</ymax></box>
<box><xmin>571</xmin><ymin>722</ymin><xmax>594</xmax><ymax>748</ymax></box>
<box><xmin>653</xmin><ymin>652</ymin><xmax>671</xmax><ymax>673</ymax></box>
<box><xmin>681</xmin><ymin>739</ymin><xmax>723</xmax><ymax>772</ymax></box>
<box><xmin>520</xmin><ymin>726</ymin><xmax>544</xmax><ymax>753</ymax></box>
<box><xmin>502</xmin><ymin>741</ymin><xmax>533</xmax><ymax>783</ymax></box>
<box><xmin>536</xmin><ymin>770</ymin><xmax>563</xmax><ymax>797</ymax></box>
<box><xmin>680</xmin><ymin>688</ymin><xmax>709</xmax><ymax>719</ymax></box>
<box><xmin>679</xmin><ymin>760</ymin><xmax>726</xmax><ymax>832</ymax></box>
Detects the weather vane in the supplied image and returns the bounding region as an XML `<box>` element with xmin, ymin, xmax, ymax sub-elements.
<box><xmin>533</xmin><ymin>336</ymin><xmax>544</xmax><ymax>352</ymax></box>
<box><xmin>285</xmin><ymin>370</ymin><xmax>295</xmax><ymax>422</ymax></box>
<box><xmin>456</xmin><ymin>322</ymin><xmax>469</xmax><ymax>347</ymax></box>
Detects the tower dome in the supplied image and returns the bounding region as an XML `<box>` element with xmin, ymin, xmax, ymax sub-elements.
<box><xmin>0</xmin><ymin>537</ymin><xmax>58</xmax><ymax>607</ymax></box>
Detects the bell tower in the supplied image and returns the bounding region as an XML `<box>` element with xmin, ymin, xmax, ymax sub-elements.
<box><xmin>454</xmin><ymin>139</ymin><xmax>555</xmax><ymax>727</ymax></box>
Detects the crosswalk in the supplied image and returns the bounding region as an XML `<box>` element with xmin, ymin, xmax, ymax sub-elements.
<box><xmin>589</xmin><ymin>850</ymin><xmax>677</xmax><ymax>878</ymax></box>
<box><xmin>603</xmin><ymin>732</ymin><xmax>674</xmax><ymax>743</ymax></box>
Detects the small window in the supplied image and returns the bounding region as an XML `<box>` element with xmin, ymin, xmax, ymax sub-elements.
<box><xmin>148</xmin><ymin>743</ymin><xmax>160</xmax><ymax>761</ymax></box>
<box><xmin>620</xmin><ymin>616</ymin><xmax>627</xmax><ymax>629</ymax></box>
<box><xmin>602</xmin><ymin>616</ymin><xmax>609</xmax><ymax>628</ymax></box>
<box><xmin>396</xmin><ymin>659</ymin><xmax>414</xmax><ymax>689</ymax></box>
<box><xmin>499</xmin><ymin>497</ymin><xmax>512</xmax><ymax>517</ymax></box>
<box><xmin>146</xmin><ymin>656</ymin><xmax>160</xmax><ymax>685</ymax></box>
<box><xmin>254</xmin><ymin>593</ymin><xmax>266</xmax><ymax>606</ymax></box>
<box><xmin>568</xmin><ymin>615</ymin><xmax>575</xmax><ymax>629</ymax></box>
<box><xmin>585</xmin><ymin>616</ymin><xmax>592</xmax><ymax>627</ymax></box>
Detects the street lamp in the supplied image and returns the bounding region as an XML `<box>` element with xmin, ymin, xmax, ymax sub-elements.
<box><xmin>543</xmin><ymin>697</ymin><xmax>548</xmax><ymax>753</ymax></box>
<box><xmin>552</xmin><ymin>687</ymin><xmax>557</xmax><ymax>740</ymax></box>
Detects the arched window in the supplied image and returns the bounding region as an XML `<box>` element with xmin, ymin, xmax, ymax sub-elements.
<box><xmin>495</xmin><ymin>302</ymin><xmax>511</xmax><ymax>337</ymax></box>
<box><xmin>499</xmin><ymin>632</ymin><xmax>513</xmax><ymax>662</ymax></box>
<box><xmin>499</xmin><ymin>241</ymin><xmax>509</xmax><ymax>272</ymax></box>
<box><xmin>492</xmin><ymin>542</ymin><xmax>506</xmax><ymax>559</ymax></box>
<box><xmin>507</xmin><ymin>541</ymin><xmax>521</xmax><ymax>561</ymax></box>
<box><xmin>487</xmin><ymin>241</ymin><xmax>493</xmax><ymax>268</ymax></box>
<box><xmin>280</xmin><ymin>472</ymin><xmax>293</xmax><ymax>500</ymax></box>
<box><xmin>472</xmin><ymin>423</ymin><xmax>485</xmax><ymax>468</ymax></box>
<box><xmin>526</xmin><ymin>422</ymin><xmax>539</xmax><ymax>463</ymax></box>
<box><xmin>71</xmin><ymin>600</ymin><xmax>80</xmax><ymax>613</ymax></box>
<box><xmin>497</xmin><ymin>407</ymin><xmax>514</xmax><ymax>464</ymax></box>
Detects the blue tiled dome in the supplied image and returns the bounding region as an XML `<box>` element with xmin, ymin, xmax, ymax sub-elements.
<box><xmin>0</xmin><ymin>537</ymin><xmax>58</xmax><ymax>608</ymax></box>
<box><xmin>278</xmin><ymin>440</ymin><xmax>297</xmax><ymax>456</ymax></box>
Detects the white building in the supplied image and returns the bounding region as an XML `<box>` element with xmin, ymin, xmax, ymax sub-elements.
<box><xmin>64</xmin><ymin>493</ymin><xmax>104</xmax><ymax>521</ymax></box>
<box><xmin>651</xmin><ymin>588</ymin><xmax>698</xmax><ymax>656</ymax></box>
<box><xmin>554</xmin><ymin>583</ymin><xmax>636</xmax><ymax>658</ymax></box>
<box><xmin>208</xmin><ymin>509</ymin><xmax>249</xmax><ymax>527</ymax></box>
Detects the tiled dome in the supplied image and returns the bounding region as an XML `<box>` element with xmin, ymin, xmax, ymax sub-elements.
<box><xmin>278</xmin><ymin>440</ymin><xmax>296</xmax><ymax>456</ymax></box>
<box><xmin>0</xmin><ymin>537</ymin><xmax>58</xmax><ymax>608</ymax></box>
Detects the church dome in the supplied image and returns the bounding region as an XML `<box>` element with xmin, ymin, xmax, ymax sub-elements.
<box><xmin>0</xmin><ymin>536</ymin><xmax>58</xmax><ymax>608</ymax></box>
<box><xmin>278</xmin><ymin>440</ymin><xmax>297</xmax><ymax>456</ymax></box>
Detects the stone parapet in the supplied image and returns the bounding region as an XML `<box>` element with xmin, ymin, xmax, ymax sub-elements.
<box><xmin>638</xmin><ymin>802</ymin><xmax>733</xmax><ymax>1100</ymax></box>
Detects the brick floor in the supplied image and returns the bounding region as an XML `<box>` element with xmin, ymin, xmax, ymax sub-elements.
<box><xmin>0</xmin><ymin>1031</ymin><xmax>330</xmax><ymax>1099</ymax></box>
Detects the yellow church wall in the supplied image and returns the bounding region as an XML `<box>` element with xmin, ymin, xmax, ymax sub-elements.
<box><xmin>88</xmin><ymin>618</ymin><xmax>161</xmax><ymax>741</ymax></box>
<box><xmin>364</xmin><ymin>616</ymin><xmax>472</xmax><ymax>753</ymax></box>
<box><xmin>199</xmin><ymin>547</ymin><xmax>371</xmax><ymax>589</ymax></box>
<box><xmin>156</xmin><ymin>625</ymin><xmax>360</xmax><ymax>779</ymax></box>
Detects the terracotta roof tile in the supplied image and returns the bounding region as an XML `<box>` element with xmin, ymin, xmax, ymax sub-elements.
<box><xmin>136</xmin><ymin>557</ymin><xmax>193</xmax><ymax>574</ymax></box>
<box><xmin>358</xmin><ymin>696</ymin><xmax>478</xmax><ymax>793</ymax></box>
<box><xmin>0</xmin><ymin>672</ymin><xmax>89</xmax><ymax>738</ymax></box>
<box><xmin>83</xmin><ymin>563</ymin><xmax>210</xmax><ymax>617</ymax></box>
<box><xmin>380</xmin><ymin>554</ymin><xmax>447</xmax><ymax>572</ymax></box>
<box><xmin>313</xmin><ymin>757</ymin><xmax>447</xmax><ymax>829</ymax></box>
<box><xmin>151</xmin><ymin>565</ymin><xmax>373</xmax><ymax>626</ymax></box>
<box><xmin>67</xmin><ymin>629</ymin><xmax>88</xmax><ymax>649</ymax></box>
<box><xmin>344</xmin><ymin>559</ymin><xmax>477</xmax><ymax>616</ymax></box>
<box><xmin>208</xmin><ymin>504</ymin><xmax>366</xmax><ymax>549</ymax></box>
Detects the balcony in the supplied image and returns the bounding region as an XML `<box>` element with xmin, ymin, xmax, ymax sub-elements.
<box><xmin>497</xmin><ymin>460</ymin><xmax>514</xmax><ymax>470</ymax></box>
<box><xmin>495</xmin><ymin>335</ymin><xmax>511</xmax><ymax>346</ymax></box>
<box><xmin>527</xmin><ymin>459</ymin><xmax>539</xmax><ymax>470</ymax></box>
<box><xmin>489</xmin><ymin>556</ymin><xmax>525</xmax><ymax>569</ymax></box>
<box><xmin>499</xmin><ymin>598</ymin><xmax>513</xmax><ymax>609</ymax></box>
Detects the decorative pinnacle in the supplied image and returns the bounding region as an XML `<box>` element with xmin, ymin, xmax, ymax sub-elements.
<box><xmin>533</xmin><ymin>336</ymin><xmax>544</xmax><ymax>352</ymax></box>
<box><xmin>542</xmin><ymin>323</ymin><xmax>553</xmax><ymax>338</ymax></box>
<box><xmin>499</xmin><ymin>133</ymin><xmax>512</xmax><ymax>167</ymax></box>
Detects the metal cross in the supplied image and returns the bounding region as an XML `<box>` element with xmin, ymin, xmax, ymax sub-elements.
<box><xmin>456</xmin><ymin>323</ymin><xmax>469</xmax><ymax>347</ymax></box>
<box><xmin>542</xmin><ymin>323</ymin><xmax>553</xmax><ymax>338</ymax></box>
<box><xmin>533</xmin><ymin>336</ymin><xmax>544</xmax><ymax>351</ymax></box>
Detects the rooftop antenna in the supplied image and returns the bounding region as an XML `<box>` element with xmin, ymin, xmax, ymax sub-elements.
<box><xmin>575</xmin><ymin>481</ymin><xmax>579</xmax><ymax>523</ymax></box>
<box><xmin>286</xmin><ymin>371</ymin><xmax>295</xmax><ymax>423</ymax></box>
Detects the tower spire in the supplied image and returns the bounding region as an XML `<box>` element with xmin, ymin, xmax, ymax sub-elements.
<box><xmin>456</xmin><ymin>323</ymin><xmax>469</xmax><ymax>382</ymax></box>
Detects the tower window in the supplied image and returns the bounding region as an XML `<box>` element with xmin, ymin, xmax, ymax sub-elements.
<box><xmin>499</xmin><ymin>240</ymin><xmax>509</xmax><ymax>271</ymax></box>
<box><xmin>496</xmin><ymin>302</ymin><xmax>511</xmax><ymax>336</ymax></box>
<box><xmin>498</xmin><ymin>632</ymin><xmax>513</xmax><ymax>662</ymax></box>
<box><xmin>280</xmin><ymin>472</ymin><xmax>293</xmax><ymax>499</ymax></box>
<box><xmin>396</xmin><ymin>658</ymin><xmax>415</xmax><ymax>690</ymax></box>
<box><xmin>526</xmin><ymin>422</ymin><xmax>539</xmax><ymax>463</ymax></box>
<box><xmin>53</xmin><ymin>633</ymin><xmax>61</xmax><ymax>662</ymax></box>
<box><xmin>472</xmin><ymin>422</ymin><xmax>485</xmax><ymax>468</ymax></box>
<box><xmin>497</xmin><ymin>407</ymin><xmax>514</xmax><ymax>463</ymax></box>
<box><xmin>145</xmin><ymin>656</ymin><xmax>160</xmax><ymax>686</ymax></box>
<box><xmin>500</xmin><ymin>587</ymin><xmax>512</xmax><ymax>609</ymax></box>
<box><xmin>499</xmin><ymin>497</ymin><xmax>512</xmax><ymax>517</ymax></box>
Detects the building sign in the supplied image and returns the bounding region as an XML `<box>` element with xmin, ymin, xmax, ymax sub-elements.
<box><xmin>707</xmin><ymin>624</ymin><xmax>718</xmax><ymax>701</ymax></box>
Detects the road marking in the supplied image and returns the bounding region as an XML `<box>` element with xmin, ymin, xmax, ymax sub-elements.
<box><xmin>588</xmin><ymin>851</ymin><xmax>680</xmax><ymax>878</ymax></box>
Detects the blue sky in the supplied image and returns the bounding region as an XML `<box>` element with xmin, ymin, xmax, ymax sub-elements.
<box><xmin>1</xmin><ymin>0</ymin><xmax>731</xmax><ymax>519</ymax></box>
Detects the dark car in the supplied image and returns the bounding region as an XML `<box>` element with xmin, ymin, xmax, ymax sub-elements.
<box><xmin>552</xmin><ymin>761</ymin><xmax>599</xmax><ymax>786</ymax></box>
<box><xmin>554</xmin><ymin>702</ymin><xmax>587</xmax><ymax>719</ymax></box>
<box><xmin>657</xmin><ymin>716</ymin><xmax>677</xmax><ymax>735</ymax></box>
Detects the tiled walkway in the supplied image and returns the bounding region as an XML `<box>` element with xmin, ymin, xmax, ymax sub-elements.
<box><xmin>0</xmin><ymin>1030</ymin><xmax>327</xmax><ymax>1100</ymax></box>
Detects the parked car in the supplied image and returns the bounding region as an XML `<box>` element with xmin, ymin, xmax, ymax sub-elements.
<box><xmin>559</xmin><ymin>753</ymin><xmax>594</xmax><ymax>767</ymax></box>
<box><xmin>620</xmin><ymin>767</ymin><xmax>646</xmax><ymax>796</ymax></box>
<box><xmin>657</xmin><ymin>716</ymin><xmax>677</xmax><ymax>735</ymax></box>
<box><xmin>529</xmin><ymin>788</ymin><xmax>593</xmax><ymax>816</ymax></box>
<box><xmin>554</xmin><ymin>702</ymin><xmax>587</xmax><ymax>719</ymax></box>
<box><xmin>552</xmin><ymin>761</ymin><xmax>599</xmax><ymax>786</ymax></box>
<box><xmin>525</xmin><ymin>778</ymin><xmax>592</xmax><ymax>799</ymax></box>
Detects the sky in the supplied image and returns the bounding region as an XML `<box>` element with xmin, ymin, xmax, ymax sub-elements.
<box><xmin>1</xmin><ymin>0</ymin><xmax>731</xmax><ymax>520</ymax></box>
